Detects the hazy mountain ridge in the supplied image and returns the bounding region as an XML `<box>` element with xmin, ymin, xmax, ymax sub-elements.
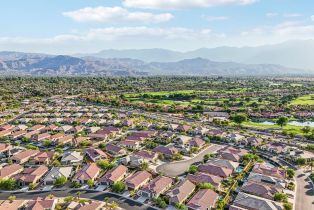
<box><xmin>0</xmin><ymin>51</ymin><xmax>306</xmax><ymax>76</ymax></box>
<box><xmin>82</xmin><ymin>40</ymin><xmax>314</xmax><ymax>70</ymax></box>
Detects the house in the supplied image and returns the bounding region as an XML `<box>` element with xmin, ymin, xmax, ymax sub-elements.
<box><xmin>187</xmin><ymin>189</ymin><xmax>218</xmax><ymax>210</ymax></box>
<box><xmin>260</xmin><ymin>142</ymin><xmax>287</xmax><ymax>154</ymax></box>
<box><xmin>24</xmin><ymin>197</ymin><xmax>57</xmax><ymax>210</ymax></box>
<box><xmin>0</xmin><ymin>143</ymin><xmax>12</xmax><ymax>157</ymax></box>
<box><xmin>189</xmin><ymin>137</ymin><xmax>206</xmax><ymax>148</ymax></box>
<box><xmin>241</xmin><ymin>137</ymin><xmax>263</xmax><ymax>147</ymax></box>
<box><xmin>67</xmin><ymin>200</ymin><xmax>105</xmax><ymax>210</ymax></box>
<box><xmin>226</xmin><ymin>133</ymin><xmax>245</xmax><ymax>142</ymax></box>
<box><xmin>0</xmin><ymin>200</ymin><xmax>27</xmax><ymax>209</ymax></box>
<box><xmin>27</xmin><ymin>124</ymin><xmax>45</xmax><ymax>132</ymax></box>
<box><xmin>177</xmin><ymin>125</ymin><xmax>192</xmax><ymax>133</ymax></box>
<box><xmin>138</xmin><ymin>176</ymin><xmax>173</xmax><ymax>198</ymax></box>
<box><xmin>99</xmin><ymin>165</ymin><xmax>128</xmax><ymax>186</ymax></box>
<box><xmin>125</xmin><ymin>170</ymin><xmax>152</xmax><ymax>190</ymax></box>
<box><xmin>14</xmin><ymin>165</ymin><xmax>48</xmax><ymax>186</ymax></box>
<box><xmin>29</xmin><ymin>151</ymin><xmax>55</xmax><ymax>165</ymax></box>
<box><xmin>73</xmin><ymin>137</ymin><xmax>90</xmax><ymax>146</ymax></box>
<box><xmin>120</xmin><ymin>140</ymin><xmax>141</xmax><ymax>149</ymax></box>
<box><xmin>246</xmin><ymin>172</ymin><xmax>287</xmax><ymax>189</ymax></box>
<box><xmin>133</xmin><ymin>150</ymin><xmax>158</xmax><ymax>162</ymax></box>
<box><xmin>206</xmin><ymin>158</ymin><xmax>239</xmax><ymax>172</ymax></box>
<box><xmin>43</xmin><ymin>167</ymin><xmax>73</xmax><ymax>185</ymax></box>
<box><xmin>241</xmin><ymin>181</ymin><xmax>280</xmax><ymax>200</ymax></box>
<box><xmin>11</xmin><ymin>150</ymin><xmax>40</xmax><ymax>164</ymax></box>
<box><xmin>187</xmin><ymin>172</ymin><xmax>222</xmax><ymax>188</ymax></box>
<box><xmin>0</xmin><ymin>164</ymin><xmax>23</xmax><ymax>179</ymax></box>
<box><xmin>204</xmin><ymin>112</ymin><xmax>230</xmax><ymax>120</ymax></box>
<box><xmin>73</xmin><ymin>163</ymin><xmax>101</xmax><ymax>184</ymax></box>
<box><xmin>230</xmin><ymin>192</ymin><xmax>283</xmax><ymax>210</ymax></box>
<box><xmin>44</xmin><ymin>124</ymin><xmax>58</xmax><ymax>132</ymax></box>
<box><xmin>252</xmin><ymin>163</ymin><xmax>286</xmax><ymax>179</ymax></box>
<box><xmin>71</xmin><ymin>126</ymin><xmax>85</xmax><ymax>134</ymax></box>
<box><xmin>85</xmin><ymin>147</ymin><xmax>108</xmax><ymax>162</ymax></box>
<box><xmin>0</xmin><ymin>124</ymin><xmax>15</xmax><ymax>131</ymax></box>
<box><xmin>198</xmin><ymin>164</ymin><xmax>233</xmax><ymax>178</ymax></box>
<box><xmin>61</xmin><ymin>151</ymin><xmax>83</xmax><ymax>165</ymax></box>
<box><xmin>105</xmin><ymin>144</ymin><xmax>127</xmax><ymax>157</ymax></box>
<box><xmin>192</xmin><ymin>127</ymin><xmax>209</xmax><ymax>136</ymax></box>
<box><xmin>0</xmin><ymin>129</ymin><xmax>12</xmax><ymax>138</ymax></box>
<box><xmin>174</xmin><ymin>135</ymin><xmax>192</xmax><ymax>147</ymax></box>
<box><xmin>15</xmin><ymin>124</ymin><xmax>28</xmax><ymax>131</ymax></box>
<box><xmin>32</xmin><ymin>133</ymin><xmax>51</xmax><ymax>142</ymax></box>
<box><xmin>168</xmin><ymin>179</ymin><xmax>196</xmax><ymax>205</ymax></box>
<box><xmin>9</xmin><ymin>130</ymin><xmax>27</xmax><ymax>140</ymax></box>
<box><xmin>55</xmin><ymin>135</ymin><xmax>74</xmax><ymax>145</ymax></box>
<box><xmin>218</xmin><ymin>146</ymin><xmax>248</xmax><ymax>162</ymax></box>
<box><xmin>168</xmin><ymin>124</ymin><xmax>179</xmax><ymax>131</ymax></box>
<box><xmin>153</xmin><ymin>145</ymin><xmax>178</xmax><ymax>159</ymax></box>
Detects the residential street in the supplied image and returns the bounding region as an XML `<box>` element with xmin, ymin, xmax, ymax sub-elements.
<box><xmin>156</xmin><ymin>144</ymin><xmax>224</xmax><ymax>177</ymax></box>
<box><xmin>295</xmin><ymin>170</ymin><xmax>314</xmax><ymax>210</ymax></box>
<box><xmin>0</xmin><ymin>190</ymin><xmax>158</xmax><ymax>210</ymax></box>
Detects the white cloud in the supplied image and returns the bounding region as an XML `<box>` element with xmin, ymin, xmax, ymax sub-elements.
<box><xmin>266</xmin><ymin>12</ymin><xmax>303</xmax><ymax>18</ymax></box>
<box><xmin>205</xmin><ymin>16</ymin><xmax>229</xmax><ymax>21</ymax></box>
<box><xmin>266</xmin><ymin>12</ymin><xmax>278</xmax><ymax>18</ymax></box>
<box><xmin>123</xmin><ymin>0</ymin><xmax>257</xmax><ymax>9</ymax></box>
<box><xmin>1</xmin><ymin>22</ymin><xmax>314</xmax><ymax>54</ymax></box>
<box><xmin>311</xmin><ymin>15</ymin><xmax>314</xmax><ymax>21</ymax></box>
<box><xmin>283</xmin><ymin>13</ymin><xmax>302</xmax><ymax>18</ymax></box>
<box><xmin>63</xmin><ymin>6</ymin><xmax>173</xmax><ymax>23</ymax></box>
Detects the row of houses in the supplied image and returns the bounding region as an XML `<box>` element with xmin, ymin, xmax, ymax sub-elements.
<box><xmin>230</xmin><ymin>162</ymin><xmax>293</xmax><ymax>210</ymax></box>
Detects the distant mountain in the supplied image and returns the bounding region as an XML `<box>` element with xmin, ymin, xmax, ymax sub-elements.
<box><xmin>83</xmin><ymin>40</ymin><xmax>314</xmax><ymax>70</ymax></box>
<box><xmin>0</xmin><ymin>53</ymin><xmax>148</xmax><ymax>76</ymax></box>
<box><xmin>0</xmin><ymin>52</ymin><xmax>307</xmax><ymax>76</ymax></box>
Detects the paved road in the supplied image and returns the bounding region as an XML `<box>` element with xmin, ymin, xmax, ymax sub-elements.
<box><xmin>0</xmin><ymin>189</ymin><xmax>158</xmax><ymax>210</ymax></box>
<box><xmin>156</xmin><ymin>144</ymin><xmax>224</xmax><ymax>177</ymax></box>
<box><xmin>295</xmin><ymin>170</ymin><xmax>314</xmax><ymax>210</ymax></box>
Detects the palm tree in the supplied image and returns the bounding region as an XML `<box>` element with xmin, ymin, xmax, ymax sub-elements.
<box><xmin>76</xmin><ymin>191</ymin><xmax>81</xmax><ymax>200</ymax></box>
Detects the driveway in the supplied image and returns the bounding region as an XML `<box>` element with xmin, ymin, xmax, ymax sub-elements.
<box><xmin>156</xmin><ymin>144</ymin><xmax>224</xmax><ymax>177</ymax></box>
<box><xmin>295</xmin><ymin>170</ymin><xmax>314</xmax><ymax>210</ymax></box>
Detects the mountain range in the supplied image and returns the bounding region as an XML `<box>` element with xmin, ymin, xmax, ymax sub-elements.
<box><xmin>79</xmin><ymin>40</ymin><xmax>314</xmax><ymax>70</ymax></box>
<box><xmin>0</xmin><ymin>40</ymin><xmax>313</xmax><ymax>76</ymax></box>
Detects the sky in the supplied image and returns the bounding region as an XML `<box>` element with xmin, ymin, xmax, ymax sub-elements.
<box><xmin>0</xmin><ymin>0</ymin><xmax>314</xmax><ymax>54</ymax></box>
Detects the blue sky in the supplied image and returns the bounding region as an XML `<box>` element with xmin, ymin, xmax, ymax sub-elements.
<box><xmin>1</xmin><ymin>0</ymin><xmax>314</xmax><ymax>54</ymax></box>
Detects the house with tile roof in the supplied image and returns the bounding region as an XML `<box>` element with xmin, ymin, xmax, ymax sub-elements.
<box><xmin>187</xmin><ymin>189</ymin><xmax>218</xmax><ymax>210</ymax></box>
<box><xmin>168</xmin><ymin>179</ymin><xmax>196</xmax><ymax>205</ymax></box>
<box><xmin>138</xmin><ymin>176</ymin><xmax>173</xmax><ymax>198</ymax></box>
<box><xmin>73</xmin><ymin>163</ymin><xmax>101</xmax><ymax>184</ymax></box>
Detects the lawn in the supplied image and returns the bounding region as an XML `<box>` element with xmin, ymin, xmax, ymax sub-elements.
<box><xmin>242</xmin><ymin>121</ymin><xmax>307</xmax><ymax>136</ymax></box>
<box><xmin>290</xmin><ymin>94</ymin><xmax>314</xmax><ymax>105</ymax></box>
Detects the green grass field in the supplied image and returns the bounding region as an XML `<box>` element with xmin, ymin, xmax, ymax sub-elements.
<box><xmin>290</xmin><ymin>94</ymin><xmax>314</xmax><ymax>105</ymax></box>
<box><xmin>242</xmin><ymin>121</ymin><xmax>308</xmax><ymax>136</ymax></box>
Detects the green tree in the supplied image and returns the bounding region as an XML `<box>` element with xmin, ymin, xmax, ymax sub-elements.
<box><xmin>276</xmin><ymin>116</ymin><xmax>288</xmax><ymax>127</ymax></box>
<box><xmin>87</xmin><ymin>179</ymin><xmax>95</xmax><ymax>188</ymax></box>
<box><xmin>0</xmin><ymin>178</ymin><xmax>17</xmax><ymax>190</ymax></box>
<box><xmin>198</xmin><ymin>182</ymin><xmax>215</xmax><ymax>190</ymax></box>
<box><xmin>188</xmin><ymin>165</ymin><xmax>198</xmax><ymax>174</ymax></box>
<box><xmin>54</xmin><ymin>176</ymin><xmax>67</xmax><ymax>187</ymax></box>
<box><xmin>286</xmin><ymin>168</ymin><xmax>295</xmax><ymax>179</ymax></box>
<box><xmin>112</xmin><ymin>181</ymin><xmax>126</xmax><ymax>193</ymax></box>
<box><xmin>296</xmin><ymin>158</ymin><xmax>306</xmax><ymax>165</ymax></box>
<box><xmin>274</xmin><ymin>192</ymin><xmax>288</xmax><ymax>203</ymax></box>
<box><xmin>233</xmin><ymin>114</ymin><xmax>247</xmax><ymax>126</ymax></box>
<box><xmin>283</xmin><ymin>202</ymin><xmax>293</xmax><ymax>210</ymax></box>
<box><xmin>96</xmin><ymin>159</ymin><xmax>116</xmax><ymax>171</ymax></box>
